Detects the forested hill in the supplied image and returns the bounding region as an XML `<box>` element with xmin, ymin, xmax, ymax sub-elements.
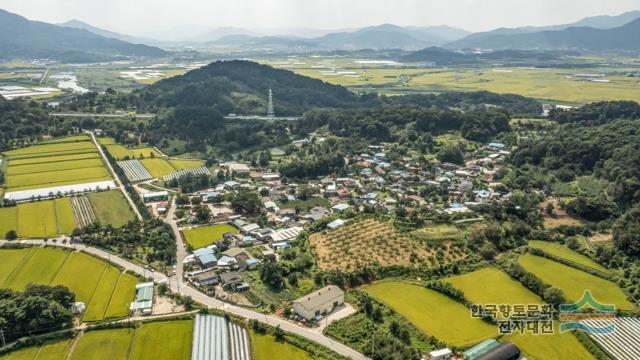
<box><xmin>122</xmin><ymin>60</ymin><xmax>367</xmax><ymax>116</ymax></box>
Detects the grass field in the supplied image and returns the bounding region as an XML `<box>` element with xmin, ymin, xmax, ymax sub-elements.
<box><xmin>105</xmin><ymin>144</ymin><xmax>161</xmax><ymax>160</ymax></box>
<box><xmin>528</xmin><ymin>240</ymin><xmax>611</xmax><ymax>274</ymax></box>
<box><xmin>445</xmin><ymin>268</ymin><xmax>595</xmax><ymax>360</ymax></box>
<box><xmin>71</xmin><ymin>328</ymin><xmax>134</xmax><ymax>360</ymax></box>
<box><xmin>183</xmin><ymin>224</ymin><xmax>237</xmax><ymax>249</ymax></box>
<box><xmin>410</xmin><ymin>224</ymin><xmax>462</xmax><ymax>242</ymax></box>
<box><xmin>518</xmin><ymin>254</ymin><xmax>634</xmax><ymax>310</ymax></box>
<box><xmin>0</xmin><ymin>247</ymin><xmax>137</xmax><ymax>321</ymax></box>
<box><xmin>129</xmin><ymin>320</ymin><xmax>193</xmax><ymax>360</ymax></box>
<box><xmin>364</xmin><ymin>281</ymin><xmax>496</xmax><ymax>346</ymax></box>
<box><xmin>140</xmin><ymin>158</ymin><xmax>178</xmax><ymax>178</ymax></box>
<box><xmin>250</xmin><ymin>330</ymin><xmax>313</xmax><ymax>360</ymax></box>
<box><xmin>86</xmin><ymin>191</ymin><xmax>136</xmax><ymax>227</ymax></box>
<box><xmin>0</xmin><ymin>321</ymin><xmax>193</xmax><ymax>360</ymax></box>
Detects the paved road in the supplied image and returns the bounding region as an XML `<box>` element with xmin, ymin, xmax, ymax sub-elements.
<box><xmin>0</xmin><ymin>238</ymin><xmax>369</xmax><ymax>359</ymax></box>
<box><xmin>52</xmin><ymin>113</ymin><xmax>155</xmax><ymax>119</ymax></box>
<box><xmin>87</xmin><ymin>131</ymin><xmax>143</xmax><ymax>221</ymax></box>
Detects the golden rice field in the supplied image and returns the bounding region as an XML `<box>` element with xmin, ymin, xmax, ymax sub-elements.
<box><xmin>1</xmin><ymin>137</ymin><xmax>112</xmax><ymax>192</ymax></box>
<box><xmin>0</xmin><ymin>198</ymin><xmax>77</xmax><ymax>238</ymax></box>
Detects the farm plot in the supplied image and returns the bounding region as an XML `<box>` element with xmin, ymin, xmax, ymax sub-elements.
<box><xmin>582</xmin><ymin>317</ymin><xmax>640</xmax><ymax>360</ymax></box>
<box><xmin>310</xmin><ymin>219</ymin><xmax>465</xmax><ymax>271</ymax></box>
<box><xmin>528</xmin><ymin>240</ymin><xmax>611</xmax><ymax>275</ymax></box>
<box><xmin>250</xmin><ymin>330</ymin><xmax>312</xmax><ymax>360</ymax></box>
<box><xmin>6</xmin><ymin>158</ymin><xmax>104</xmax><ymax>176</ymax></box>
<box><xmin>0</xmin><ymin>247</ymin><xmax>137</xmax><ymax>321</ymax></box>
<box><xmin>105</xmin><ymin>144</ymin><xmax>161</xmax><ymax>160</ymax></box>
<box><xmin>70</xmin><ymin>195</ymin><xmax>97</xmax><ymax>228</ymax></box>
<box><xmin>3</xmin><ymin>141</ymin><xmax>96</xmax><ymax>159</ymax></box>
<box><xmin>118</xmin><ymin>159</ymin><xmax>153</xmax><ymax>182</ymax></box>
<box><xmin>518</xmin><ymin>254</ymin><xmax>635</xmax><ymax>310</ymax></box>
<box><xmin>445</xmin><ymin>268</ymin><xmax>595</xmax><ymax>360</ymax></box>
<box><xmin>130</xmin><ymin>320</ymin><xmax>194</xmax><ymax>360</ymax></box>
<box><xmin>0</xmin><ymin>206</ymin><xmax>18</xmax><ymax>238</ymax></box>
<box><xmin>86</xmin><ymin>191</ymin><xmax>136</xmax><ymax>227</ymax></box>
<box><xmin>140</xmin><ymin>158</ymin><xmax>177</xmax><ymax>178</ymax></box>
<box><xmin>364</xmin><ymin>281</ymin><xmax>496</xmax><ymax>347</ymax></box>
<box><xmin>6</xmin><ymin>166</ymin><xmax>111</xmax><ymax>191</ymax></box>
<box><xmin>42</xmin><ymin>135</ymin><xmax>90</xmax><ymax>143</ymax></box>
<box><xmin>162</xmin><ymin>167</ymin><xmax>210</xmax><ymax>182</ymax></box>
<box><xmin>11</xmin><ymin>198</ymin><xmax>78</xmax><ymax>238</ymax></box>
<box><xmin>169</xmin><ymin>159</ymin><xmax>205</xmax><ymax>170</ymax></box>
<box><xmin>183</xmin><ymin>224</ymin><xmax>238</xmax><ymax>250</ymax></box>
<box><xmin>192</xmin><ymin>314</ymin><xmax>229</xmax><ymax>360</ymax></box>
<box><xmin>70</xmin><ymin>328</ymin><xmax>134</xmax><ymax>360</ymax></box>
<box><xmin>7</xmin><ymin>152</ymin><xmax>100</xmax><ymax>166</ymax></box>
<box><xmin>0</xmin><ymin>321</ymin><xmax>194</xmax><ymax>360</ymax></box>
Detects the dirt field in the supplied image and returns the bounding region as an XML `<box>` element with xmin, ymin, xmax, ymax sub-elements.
<box><xmin>540</xmin><ymin>198</ymin><xmax>582</xmax><ymax>228</ymax></box>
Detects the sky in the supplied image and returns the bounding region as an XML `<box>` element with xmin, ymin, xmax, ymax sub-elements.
<box><xmin>0</xmin><ymin>0</ymin><xmax>639</xmax><ymax>37</ymax></box>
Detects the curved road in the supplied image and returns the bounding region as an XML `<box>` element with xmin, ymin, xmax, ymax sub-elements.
<box><xmin>0</xmin><ymin>235</ymin><xmax>367</xmax><ymax>359</ymax></box>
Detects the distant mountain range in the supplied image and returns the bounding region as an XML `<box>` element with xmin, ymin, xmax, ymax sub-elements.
<box><xmin>0</xmin><ymin>9</ymin><xmax>167</xmax><ymax>62</ymax></box>
<box><xmin>449</xmin><ymin>10</ymin><xmax>640</xmax><ymax>50</ymax></box>
<box><xmin>448</xmin><ymin>17</ymin><xmax>640</xmax><ymax>51</ymax></box>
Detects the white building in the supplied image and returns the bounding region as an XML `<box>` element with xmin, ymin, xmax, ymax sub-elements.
<box><xmin>293</xmin><ymin>285</ymin><xmax>344</xmax><ymax>321</ymax></box>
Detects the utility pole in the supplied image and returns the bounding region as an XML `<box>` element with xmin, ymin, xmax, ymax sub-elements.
<box><xmin>0</xmin><ymin>328</ymin><xmax>5</xmax><ymax>348</ymax></box>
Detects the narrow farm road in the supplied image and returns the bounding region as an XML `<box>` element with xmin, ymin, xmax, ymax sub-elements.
<box><xmin>87</xmin><ymin>131</ymin><xmax>143</xmax><ymax>221</ymax></box>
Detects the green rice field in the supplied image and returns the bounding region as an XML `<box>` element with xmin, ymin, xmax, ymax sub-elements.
<box><xmin>364</xmin><ymin>281</ymin><xmax>496</xmax><ymax>346</ymax></box>
<box><xmin>141</xmin><ymin>158</ymin><xmax>179</xmax><ymax>178</ymax></box>
<box><xmin>410</xmin><ymin>224</ymin><xmax>462</xmax><ymax>242</ymax></box>
<box><xmin>169</xmin><ymin>159</ymin><xmax>205</xmax><ymax>170</ymax></box>
<box><xmin>183</xmin><ymin>224</ymin><xmax>238</xmax><ymax>249</ymax></box>
<box><xmin>0</xmin><ymin>198</ymin><xmax>77</xmax><ymax>238</ymax></box>
<box><xmin>518</xmin><ymin>254</ymin><xmax>634</xmax><ymax>310</ymax></box>
<box><xmin>445</xmin><ymin>267</ymin><xmax>595</xmax><ymax>360</ymax></box>
<box><xmin>0</xmin><ymin>321</ymin><xmax>193</xmax><ymax>360</ymax></box>
<box><xmin>250</xmin><ymin>330</ymin><xmax>312</xmax><ymax>360</ymax></box>
<box><xmin>0</xmin><ymin>247</ymin><xmax>137</xmax><ymax>321</ymax></box>
<box><xmin>528</xmin><ymin>240</ymin><xmax>611</xmax><ymax>274</ymax></box>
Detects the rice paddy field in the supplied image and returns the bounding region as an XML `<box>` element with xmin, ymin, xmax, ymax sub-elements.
<box><xmin>528</xmin><ymin>240</ymin><xmax>611</xmax><ymax>274</ymax></box>
<box><xmin>364</xmin><ymin>281</ymin><xmax>496</xmax><ymax>347</ymax></box>
<box><xmin>445</xmin><ymin>267</ymin><xmax>596</xmax><ymax>360</ymax></box>
<box><xmin>1</xmin><ymin>137</ymin><xmax>112</xmax><ymax>193</ymax></box>
<box><xmin>0</xmin><ymin>320</ymin><xmax>194</xmax><ymax>360</ymax></box>
<box><xmin>271</xmin><ymin>57</ymin><xmax>640</xmax><ymax>104</ymax></box>
<box><xmin>86</xmin><ymin>190</ymin><xmax>136</xmax><ymax>227</ymax></box>
<box><xmin>169</xmin><ymin>159</ymin><xmax>206</xmax><ymax>170</ymax></box>
<box><xmin>0</xmin><ymin>197</ymin><xmax>77</xmax><ymax>238</ymax></box>
<box><xmin>140</xmin><ymin>158</ymin><xmax>179</xmax><ymax>178</ymax></box>
<box><xmin>183</xmin><ymin>224</ymin><xmax>238</xmax><ymax>249</ymax></box>
<box><xmin>250</xmin><ymin>330</ymin><xmax>313</xmax><ymax>360</ymax></box>
<box><xmin>0</xmin><ymin>247</ymin><xmax>137</xmax><ymax>321</ymax></box>
<box><xmin>104</xmin><ymin>143</ymin><xmax>161</xmax><ymax>160</ymax></box>
<box><xmin>518</xmin><ymin>254</ymin><xmax>635</xmax><ymax>310</ymax></box>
